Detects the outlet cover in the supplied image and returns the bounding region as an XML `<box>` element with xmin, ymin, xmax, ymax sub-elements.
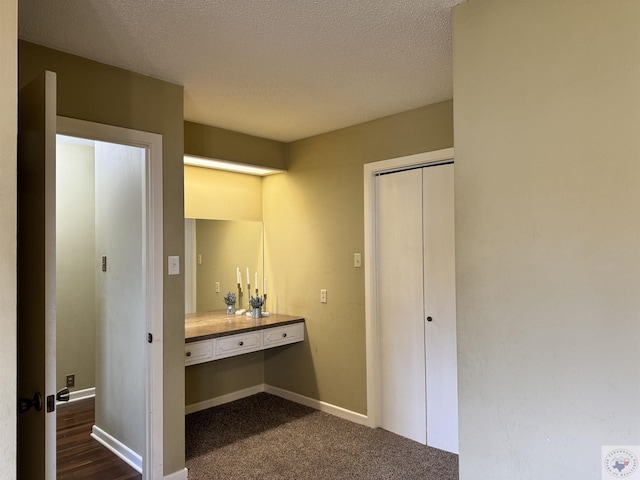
<box><xmin>66</xmin><ymin>374</ymin><xmax>75</xmax><ymax>387</ymax></box>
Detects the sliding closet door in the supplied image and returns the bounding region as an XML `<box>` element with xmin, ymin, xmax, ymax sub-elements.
<box><xmin>377</xmin><ymin>168</ymin><xmax>426</xmax><ymax>444</ymax></box>
<box><xmin>423</xmin><ymin>164</ymin><xmax>458</xmax><ymax>454</ymax></box>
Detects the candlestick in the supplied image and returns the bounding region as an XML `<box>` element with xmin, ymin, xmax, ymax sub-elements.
<box><xmin>263</xmin><ymin>277</ymin><xmax>267</xmax><ymax>295</ymax></box>
<box><xmin>246</xmin><ymin>267</ymin><xmax>250</xmax><ymax>286</ymax></box>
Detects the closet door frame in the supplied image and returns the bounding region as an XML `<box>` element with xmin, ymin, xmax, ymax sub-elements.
<box><xmin>363</xmin><ymin>147</ymin><xmax>454</xmax><ymax>430</ymax></box>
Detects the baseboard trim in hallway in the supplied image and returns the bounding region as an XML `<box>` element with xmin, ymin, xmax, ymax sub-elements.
<box><xmin>91</xmin><ymin>425</ymin><xmax>143</xmax><ymax>473</ymax></box>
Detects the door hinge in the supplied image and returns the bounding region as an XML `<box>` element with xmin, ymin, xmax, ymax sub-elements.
<box><xmin>148</xmin><ymin>333</ymin><xmax>153</xmax><ymax>343</ymax></box>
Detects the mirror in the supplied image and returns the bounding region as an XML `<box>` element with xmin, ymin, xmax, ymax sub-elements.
<box><xmin>185</xmin><ymin>219</ymin><xmax>264</xmax><ymax>314</ymax></box>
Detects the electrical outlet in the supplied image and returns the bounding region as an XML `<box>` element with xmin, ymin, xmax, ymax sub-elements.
<box><xmin>66</xmin><ymin>374</ymin><xmax>75</xmax><ymax>387</ymax></box>
<box><xmin>215</xmin><ymin>282</ymin><xmax>220</xmax><ymax>293</ymax></box>
<box><xmin>320</xmin><ymin>289</ymin><xmax>327</xmax><ymax>304</ymax></box>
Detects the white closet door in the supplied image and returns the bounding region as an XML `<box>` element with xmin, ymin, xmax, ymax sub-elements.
<box><xmin>423</xmin><ymin>163</ymin><xmax>459</xmax><ymax>453</ymax></box>
<box><xmin>376</xmin><ymin>169</ymin><xmax>426</xmax><ymax>444</ymax></box>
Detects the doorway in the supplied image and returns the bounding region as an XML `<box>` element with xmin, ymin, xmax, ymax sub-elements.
<box><xmin>55</xmin><ymin>117</ymin><xmax>164</xmax><ymax>477</ymax></box>
<box><xmin>363</xmin><ymin>148</ymin><xmax>459</xmax><ymax>454</ymax></box>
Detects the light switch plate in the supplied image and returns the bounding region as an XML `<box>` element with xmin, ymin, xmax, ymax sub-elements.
<box><xmin>354</xmin><ymin>253</ymin><xmax>362</xmax><ymax>268</ymax></box>
<box><xmin>168</xmin><ymin>256</ymin><xmax>180</xmax><ymax>275</ymax></box>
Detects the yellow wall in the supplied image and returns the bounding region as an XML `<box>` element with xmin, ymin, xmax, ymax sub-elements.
<box><xmin>19</xmin><ymin>41</ymin><xmax>186</xmax><ymax>476</ymax></box>
<box><xmin>0</xmin><ymin>1</ymin><xmax>17</xmax><ymax>477</ymax></box>
<box><xmin>263</xmin><ymin>101</ymin><xmax>454</xmax><ymax>413</ymax></box>
<box><xmin>453</xmin><ymin>1</ymin><xmax>640</xmax><ymax>478</ymax></box>
<box><xmin>184</xmin><ymin>165</ymin><xmax>263</xmax><ymax>221</ymax></box>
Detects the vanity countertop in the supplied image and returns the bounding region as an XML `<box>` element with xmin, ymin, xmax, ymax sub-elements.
<box><xmin>185</xmin><ymin>310</ymin><xmax>305</xmax><ymax>343</ymax></box>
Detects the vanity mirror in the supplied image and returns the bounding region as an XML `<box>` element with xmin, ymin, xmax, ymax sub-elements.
<box><xmin>185</xmin><ymin>218</ymin><xmax>264</xmax><ymax>314</ymax></box>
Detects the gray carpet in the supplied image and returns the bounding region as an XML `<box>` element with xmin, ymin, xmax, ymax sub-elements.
<box><xmin>185</xmin><ymin>392</ymin><xmax>458</xmax><ymax>480</ymax></box>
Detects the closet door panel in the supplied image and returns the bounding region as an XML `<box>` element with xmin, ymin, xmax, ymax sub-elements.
<box><xmin>376</xmin><ymin>169</ymin><xmax>426</xmax><ymax>444</ymax></box>
<box><xmin>423</xmin><ymin>164</ymin><xmax>459</xmax><ymax>453</ymax></box>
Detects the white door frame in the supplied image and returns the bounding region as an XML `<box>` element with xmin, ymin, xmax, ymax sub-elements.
<box><xmin>57</xmin><ymin>116</ymin><xmax>164</xmax><ymax>478</ymax></box>
<box><xmin>363</xmin><ymin>147</ymin><xmax>454</xmax><ymax>428</ymax></box>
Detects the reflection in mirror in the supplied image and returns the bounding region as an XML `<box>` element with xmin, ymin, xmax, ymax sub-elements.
<box><xmin>185</xmin><ymin>219</ymin><xmax>264</xmax><ymax>314</ymax></box>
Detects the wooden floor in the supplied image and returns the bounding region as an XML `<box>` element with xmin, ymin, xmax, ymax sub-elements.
<box><xmin>57</xmin><ymin>397</ymin><xmax>141</xmax><ymax>480</ymax></box>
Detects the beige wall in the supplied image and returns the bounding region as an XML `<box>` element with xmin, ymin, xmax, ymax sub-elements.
<box><xmin>19</xmin><ymin>41</ymin><xmax>186</xmax><ymax>476</ymax></box>
<box><xmin>56</xmin><ymin>141</ymin><xmax>96</xmax><ymax>393</ymax></box>
<box><xmin>0</xmin><ymin>1</ymin><xmax>17</xmax><ymax>477</ymax></box>
<box><xmin>453</xmin><ymin>1</ymin><xmax>640</xmax><ymax>478</ymax></box>
<box><xmin>184</xmin><ymin>165</ymin><xmax>263</xmax><ymax>221</ymax></box>
<box><xmin>263</xmin><ymin>101</ymin><xmax>453</xmax><ymax>413</ymax></box>
<box><xmin>94</xmin><ymin>142</ymin><xmax>146</xmax><ymax>456</ymax></box>
<box><xmin>185</xmin><ymin>352</ymin><xmax>265</xmax><ymax>406</ymax></box>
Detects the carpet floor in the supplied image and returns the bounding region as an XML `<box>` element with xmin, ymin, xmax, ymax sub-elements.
<box><xmin>185</xmin><ymin>392</ymin><xmax>459</xmax><ymax>480</ymax></box>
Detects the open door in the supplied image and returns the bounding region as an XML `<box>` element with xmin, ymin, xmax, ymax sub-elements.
<box><xmin>17</xmin><ymin>70</ymin><xmax>57</xmax><ymax>479</ymax></box>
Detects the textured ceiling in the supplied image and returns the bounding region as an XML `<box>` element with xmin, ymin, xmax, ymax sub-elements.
<box><xmin>18</xmin><ymin>0</ymin><xmax>459</xmax><ymax>142</ymax></box>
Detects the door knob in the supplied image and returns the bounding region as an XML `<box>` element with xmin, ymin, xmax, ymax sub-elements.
<box><xmin>18</xmin><ymin>392</ymin><xmax>43</xmax><ymax>413</ymax></box>
<box><xmin>56</xmin><ymin>387</ymin><xmax>70</xmax><ymax>402</ymax></box>
<box><xmin>426</xmin><ymin>316</ymin><xmax>433</xmax><ymax>322</ymax></box>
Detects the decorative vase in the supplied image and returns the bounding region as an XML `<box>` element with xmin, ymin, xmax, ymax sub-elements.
<box><xmin>226</xmin><ymin>304</ymin><xmax>235</xmax><ymax>315</ymax></box>
<box><xmin>252</xmin><ymin>307</ymin><xmax>261</xmax><ymax>319</ymax></box>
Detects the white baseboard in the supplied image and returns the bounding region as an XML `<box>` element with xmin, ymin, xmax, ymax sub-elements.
<box><xmin>264</xmin><ymin>385</ymin><xmax>369</xmax><ymax>426</ymax></box>
<box><xmin>91</xmin><ymin>425</ymin><xmax>142</xmax><ymax>473</ymax></box>
<box><xmin>70</xmin><ymin>386</ymin><xmax>95</xmax><ymax>402</ymax></box>
<box><xmin>56</xmin><ymin>386</ymin><xmax>96</xmax><ymax>406</ymax></box>
<box><xmin>185</xmin><ymin>384</ymin><xmax>265</xmax><ymax>415</ymax></box>
<box><xmin>186</xmin><ymin>383</ymin><xmax>369</xmax><ymax>427</ymax></box>
<box><xmin>164</xmin><ymin>467</ymin><xmax>188</xmax><ymax>480</ymax></box>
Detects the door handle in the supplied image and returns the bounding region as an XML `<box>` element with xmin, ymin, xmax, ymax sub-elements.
<box><xmin>426</xmin><ymin>316</ymin><xmax>433</xmax><ymax>322</ymax></box>
<box><xmin>56</xmin><ymin>387</ymin><xmax>70</xmax><ymax>402</ymax></box>
<box><xmin>18</xmin><ymin>392</ymin><xmax>43</xmax><ymax>414</ymax></box>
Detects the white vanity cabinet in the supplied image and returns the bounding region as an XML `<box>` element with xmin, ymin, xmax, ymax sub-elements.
<box><xmin>185</xmin><ymin>340</ymin><xmax>214</xmax><ymax>366</ymax></box>
<box><xmin>215</xmin><ymin>330</ymin><xmax>263</xmax><ymax>360</ymax></box>
<box><xmin>185</xmin><ymin>311</ymin><xmax>305</xmax><ymax>366</ymax></box>
<box><xmin>263</xmin><ymin>323</ymin><xmax>304</xmax><ymax>348</ymax></box>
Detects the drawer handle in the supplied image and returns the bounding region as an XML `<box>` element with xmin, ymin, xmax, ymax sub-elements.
<box><xmin>239</xmin><ymin>341</ymin><xmax>244</xmax><ymax>346</ymax></box>
<box><xmin>186</xmin><ymin>351</ymin><xmax>192</xmax><ymax>357</ymax></box>
<box><xmin>282</xmin><ymin>333</ymin><xmax>287</xmax><ymax>338</ymax></box>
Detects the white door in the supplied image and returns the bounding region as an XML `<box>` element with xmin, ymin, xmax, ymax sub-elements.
<box><xmin>376</xmin><ymin>162</ymin><xmax>458</xmax><ymax>453</ymax></box>
<box><xmin>377</xmin><ymin>168</ymin><xmax>426</xmax><ymax>443</ymax></box>
<box><xmin>17</xmin><ymin>71</ymin><xmax>57</xmax><ymax>479</ymax></box>
<box><xmin>423</xmin><ymin>164</ymin><xmax>458</xmax><ymax>453</ymax></box>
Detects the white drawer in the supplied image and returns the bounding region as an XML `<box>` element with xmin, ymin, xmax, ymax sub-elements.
<box><xmin>215</xmin><ymin>331</ymin><xmax>262</xmax><ymax>359</ymax></box>
<box><xmin>263</xmin><ymin>323</ymin><xmax>304</xmax><ymax>348</ymax></box>
<box><xmin>185</xmin><ymin>339</ymin><xmax>213</xmax><ymax>366</ymax></box>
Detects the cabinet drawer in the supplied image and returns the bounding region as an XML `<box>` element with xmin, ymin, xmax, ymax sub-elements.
<box><xmin>215</xmin><ymin>331</ymin><xmax>262</xmax><ymax>359</ymax></box>
<box><xmin>185</xmin><ymin>340</ymin><xmax>213</xmax><ymax>366</ymax></box>
<box><xmin>263</xmin><ymin>323</ymin><xmax>304</xmax><ymax>348</ymax></box>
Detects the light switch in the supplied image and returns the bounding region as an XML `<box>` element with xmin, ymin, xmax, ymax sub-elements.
<box><xmin>168</xmin><ymin>256</ymin><xmax>180</xmax><ymax>275</ymax></box>
<box><xmin>320</xmin><ymin>289</ymin><xmax>327</xmax><ymax>304</ymax></box>
<box><xmin>354</xmin><ymin>253</ymin><xmax>362</xmax><ymax>268</ymax></box>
